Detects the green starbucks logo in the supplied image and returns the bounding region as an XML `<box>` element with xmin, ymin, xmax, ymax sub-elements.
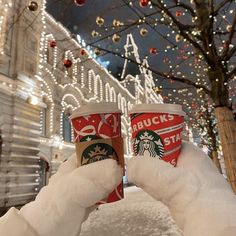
<box><xmin>133</xmin><ymin>130</ymin><xmax>164</xmax><ymax>158</ymax></box>
<box><xmin>81</xmin><ymin>143</ymin><xmax>118</xmax><ymax>165</ymax></box>
<box><xmin>80</xmin><ymin>135</ymin><xmax>99</xmax><ymax>142</ymax></box>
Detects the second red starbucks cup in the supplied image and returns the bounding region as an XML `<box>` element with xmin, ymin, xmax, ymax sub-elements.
<box><xmin>70</xmin><ymin>102</ymin><xmax>124</xmax><ymax>204</ymax></box>
<box><xmin>129</xmin><ymin>103</ymin><xmax>185</xmax><ymax>166</ymax></box>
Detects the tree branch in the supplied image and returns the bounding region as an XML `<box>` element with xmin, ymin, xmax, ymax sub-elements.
<box><xmin>151</xmin><ymin>0</ymin><xmax>212</xmax><ymax>65</ymax></box>
<box><xmin>229</xmin><ymin>66</ymin><xmax>236</xmax><ymax>80</ymax></box>
<box><xmin>226</xmin><ymin>46</ymin><xmax>236</xmax><ymax>61</ymax></box>
<box><xmin>172</xmin><ymin>0</ymin><xmax>196</xmax><ymax>17</ymax></box>
<box><xmin>214</xmin><ymin>0</ymin><xmax>233</xmax><ymax>14</ymax></box>
<box><xmin>221</xmin><ymin>10</ymin><xmax>236</xmax><ymax>59</ymax></box>
<box><xmin>91</xmin><ymin>44</ymin><xmax>212</xmax><ymax>96</ymax></box>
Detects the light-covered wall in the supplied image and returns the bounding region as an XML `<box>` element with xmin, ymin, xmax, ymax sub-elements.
<box><xmin>0</xmin><ymin>0</ymin><xmax>163</xmax><ymax>210</ymax></box>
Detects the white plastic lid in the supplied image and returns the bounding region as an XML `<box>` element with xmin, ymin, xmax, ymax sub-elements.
<box><xmin>70</xmin><ymin>102</ymin><xmax>121</xmax><ymax>119</ymax></box>
<box><xmin>129</xmin><ymin>103</ymin><xmax>186</xmax><ymax>116</ymax></box>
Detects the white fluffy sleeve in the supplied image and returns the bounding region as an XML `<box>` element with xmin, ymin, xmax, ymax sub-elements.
<box><xmin>127</xmin><ymin>142</ymin><xmax>236</xmax><ymax>236</ymax></box>
<box><xmin>0</xmin><ymin>207</ymin><xmax>39</xmax><ymax>236</ymax></box>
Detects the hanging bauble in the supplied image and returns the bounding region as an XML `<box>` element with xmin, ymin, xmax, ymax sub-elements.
<box><xmin>153</xmin><ymin>86</ymin><xmax>161</xmax><ymax>94</ymax></box>
<box><xmin>184</xmin><ymin>43</ymin><xmax>189</xmax><ymax>48</ymax></box>
<box><xmin>112</xmin><ymin>34</ymin><xmax>121</xmax><ymax>43</ymax></box>
<box><xmin>139</xmin><ymin>0</ymin><xmax>149</xmax><ymax>7</ymax></box>
<box><xmin>63</xmin><ymin>59</ymin><xmax>72</xmax><ymax>68</ymax></box>
<box><xmin>91</xmin><ymin>30</ymin><xmax>99</xmax><ymax>38</ymax></box>
<box><xmin>113</xmin><ymin>20</ymin><xmax>123</xmax><ymax>27</ymax></box>
<box><xmin>140</xmin><ymin>28</ymin><xmax>148</xmax><ymax>36</ymax></box>
<box><xmin>49</xmin><ymin>40</ymin><xmax>57</xmax><ymax>48</ymax></box>
<box><xmin>223</xmin><ymin>42</ymin><xmax>228</xmax><ymax>48</ymax></box>
<box><xmin>94</xmin><ymin>48</ymin><xmax>101</xmax><ymax>56</ymax></box>
<box><xmin>27</xmin><ymin>1</ymin><xmax>38</xmax><ymax>11</ymax></box>
<box><xmin>175</xmin><ymin>11</ymin><xmax>182</xmax><ymax>17</ymax></box>
<box><xmin>149</xmin><ymin>47</ymin><xmax>157</xmax><ymax>54</ymax></box>
<box><xmin>194</xmin><ymin>58</ymin><xmax>199</xmax><ymax>64</ymax></box>
<box><xmin>80</xmin><ymin>48</ymin><xmax>87</xmax><ymax>55</ymax></box>
<box><xmin>163</xmin><ymin>58</ymin><xmax>169</xmax><ymax>63</ymax></box>
<box><xmin>74</xmin><ymin>0</ymin><xmax>86</xmax><ymax>6</ymax></box>
<box><xmin>96</xmin><ymin>16</ymin><xmax>104</xmax><ymax>27</ymax></box>
<box><xmin>175</xmin><ymin>34</ymin><xmax>182</xmax><ymax>42</ymax></box>
<box><xmin>226</xmin><ymin>25</ymin><xmax>232</xmax><ymax>32</ymax></box>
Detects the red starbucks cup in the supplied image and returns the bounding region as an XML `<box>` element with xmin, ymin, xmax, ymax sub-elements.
<box><xmin>70</xmin><ymin>102</ymin><xmax>124</xmax><ymax>204</ymax></box>
<box><xmin>129</xmin><ymin>103</ymin><xmax>185</xmax><ymax>166</ymax></box>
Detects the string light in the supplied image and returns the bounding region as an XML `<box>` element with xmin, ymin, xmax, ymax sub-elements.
<box><xmin>0</xmin><ymin>0</ymin><xmax>166</xmax><ymax>159</ymax></box>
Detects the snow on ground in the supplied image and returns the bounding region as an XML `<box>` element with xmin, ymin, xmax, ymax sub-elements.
<box><xmin>80</xmin><ymin>186</ymin><xmax>183</xmax><ymax>236</ymax></box>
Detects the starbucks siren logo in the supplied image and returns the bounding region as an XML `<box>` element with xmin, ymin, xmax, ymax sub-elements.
<box><xmin>81</xmin><ymin>143</ymin><xmax>118</xmax><ymax>165</ymax></box>
<box><xmin>133</xmin><ymin>130</ymin><xmax>164</xmax><ymax>158</ymax></box>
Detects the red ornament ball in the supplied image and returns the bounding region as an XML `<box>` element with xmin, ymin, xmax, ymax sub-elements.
<box><xmin>139</xmin><ymin>0</ymin><xmax>149</xmax><ymax>7</ymax></box>
<box><xmin>175</xmin><ymin>11</ymin><xmax>182</xmax><ymax>17</ymax></box>
<box><xmin>223</xmin><ymin>42</ymin><xmax>228</xmax><ymax>48</ymax></box>
<box><xmin>49</xmin><ymin>40</ymin><xmax>56</xmax><ymax>48</ymax></box>
<box><xmin>149</xmin><ymin>47</ymin><xmax>157</xmax><ymax>54</ymax></box>
<box><xmin>63</xmin><ymin>59</ymin><xmax>73</xmax><ymax>68</ymax></box>
<box><xmin>74</xmin><ymin>0</ymin><xmax>86</xmax><ymax>6</ymax></box>
<box><xmin>163</xmin><ymin>58</ymin><xmax>169</xmax><ymax>63</ymax></box>
<box><xmin>80</xmin><ymin>48</ymin><xmax>87</xmax><ymax>55</ymax></box>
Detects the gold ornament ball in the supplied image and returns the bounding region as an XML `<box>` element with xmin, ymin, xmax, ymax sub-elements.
<box><xmin>140</xmin><ymin>28</ymin><xmax>148</xmax><ymax>36</ymax></box>
<box><xmin>113</xmin><ymin>20</ymin><xmax>118</xmax><ymax>27</ymax></box>
<box><xmin>226</xmin><ymin>25</ymin><xmax>232</xmax><ymax>32</ymax></box>
<box><xmin>113</xmin><ymin>20</ymin><xmax>123</xmax><ymax>27</ymax></box>
<box><xmin>94</xmin><ymin>48</ymin><xmax>101</xmax><ymax>55</ymax></box>
<box><xmin>112</xmin><ymin>34</ymin><xmax>121</xmax><ymax>43</ymax></box>
<box><xmin>175</xmin><ymin>34</ymin><xmax>182</xmax><ymax>42</ymax></box>
<box><xmin>91</xmin><ymin>30</ymin><xmax>99</xmax><ymax>38</ymax></box>
<box><xmin>96</xmin><ymin>16</ymin><xmax>104</xmax><ymax>27</ymax></box>
<box><xmin>28</xmin><ymin>1</ymin><xmax>38</xmax><ymax>11</ymax></box>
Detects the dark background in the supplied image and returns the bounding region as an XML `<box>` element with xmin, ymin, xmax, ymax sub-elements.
<box><xmin>46</xmin><ymin>0</ymin><xmax>189</xmax><ymax>89</ymax></box>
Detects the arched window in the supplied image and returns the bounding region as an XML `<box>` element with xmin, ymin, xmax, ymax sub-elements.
<box><xmin>41</xmin><ymin>98</ymin><xmax>52</xmax><ymax>138</ymax></box>
<box><xmin>94</xmin><ymin>76</ymin><xmax>98</xmax><ymax>96</ymax></box>
<box><xmin>110</xmin><ymin>87</ymin><xmax>116</xmax><ymax>102</ymax></box>
<box><xmin>40</xmin><ymin>108</ymin><xmax>47</xmax><ymax>137</ymax></box>
<box><xmin>63</xmin><ymin>113</ymin><xmax>72</xmax><ymax>142</ymax></box>
<box><xmin>98</xmin><ymin>79</ymin><xmax>103</xmax><ymax>101</ymax></box>
<box><xmin>105</xmin><ymin>83</ymin><xmax>110</xmax><ymax>102</ymax></box>
<box><xmin>46</xmin><ymin>41</ymin><xmax>54</xmax><ymax>66</ymax></box>
<box><xmin>118</xmin><ymin>93</ymin><xmax>122</xmax><ymax>109</ymax></box>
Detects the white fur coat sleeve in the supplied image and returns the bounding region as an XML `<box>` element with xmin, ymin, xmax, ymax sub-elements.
<box><xmin>127</xmin><ymin>142</ymin><xmax>236</xmax><ymax>236</ymax></box>
<box><xmin>0</xmin><ymin>207</ymin><xmax>39</xmax><ymax>236</ymax></box>
<box><xmin>0</xmin><ymin>158</ymin><xmax>122</xmax><ymax>236</ymax></box>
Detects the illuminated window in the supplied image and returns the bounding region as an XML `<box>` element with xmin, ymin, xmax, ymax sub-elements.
<box><xmin>63</xmin><ymin>113</ymin><xmax>72</xmax><ymax>142</ymax></box>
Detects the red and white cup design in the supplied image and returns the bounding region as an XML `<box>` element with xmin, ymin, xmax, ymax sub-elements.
<box><xmin>129</xmin><ymin>103</ymin><xmax>185</xmax><ymax>166</ymax></box>
<box><xmin>70</xmin><ymin>102</ymin><xmax>123</xmax><ymax>203</ymax></box>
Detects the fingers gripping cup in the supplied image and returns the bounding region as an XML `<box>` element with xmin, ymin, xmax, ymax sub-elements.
<box><xmin>70</xmin><ymin>102</ymin><xmax>124</xmax><ymax>204</ymax></box>
<box><xmin>129</xmin><ymin>103</ymin><xmax>185</xmax><ymax>166</ymax></box>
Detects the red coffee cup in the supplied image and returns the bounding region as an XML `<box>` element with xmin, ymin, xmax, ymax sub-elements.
<box><xmin>70</xmin><ymin>102</ymin><xmax>124</xmax><ymax>203</ymax></box>
<box><xmin>129</xmin><ymin>103</ymin><xmax>185</xmax><ymax>166</ymax></box>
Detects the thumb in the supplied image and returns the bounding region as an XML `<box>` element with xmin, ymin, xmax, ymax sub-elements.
<box><xmin>127</xmin><ymin>156</ymin><xmax>200</xmax><ymax>209</ymax></box>
<box><xmin>20</xmin><ymin>159</ymin><xmax>123</xmax><ymax>236</ymax></box>
<box><xmin>54</xmin><ymin>159</ymin><xmax>123</xmax><ymax>208</ymax></box>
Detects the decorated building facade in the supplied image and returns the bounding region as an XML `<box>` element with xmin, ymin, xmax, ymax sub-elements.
<box><xmin>0</xmin><ymin>0</ymin><xmax>162</xmax><ymax>210</ymax></box>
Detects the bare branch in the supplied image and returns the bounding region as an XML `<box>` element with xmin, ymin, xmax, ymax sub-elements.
<box><xmin>214</xmin><ymin>0</ymin><xmax>233</xmax><ymax>14</ymax></box>
<box><xmin>91</xmin><ymin>44</ymin><xmax>212</xmax><ymax>95</ymax></box>
<box><xmin>226</xmin><ymin>46</ymin><xmax>236</xmax><ymax>61</ymax></box>
<box><xmin>172</xmin><ymin>0</ymin><xmax>196</xmax><ymax>17</ymax></box>
<box><xmin>215</xmin><ymin>30</ymin><xmax>236</xmax><ymax>35</ymax></box>
<box><xmin>152</xmin><ymin>0</ymin><xmax>213</xmax><ymax>65</ymax></box>
<box><xmin>221</xmin><ymin>10</ymin><xmax>236</xmax><ymax>59</ymax></box>
<box><xmin>229</xmin><ymin>67</ymin><xmax>236</xmax><ymax>80</ymax></box>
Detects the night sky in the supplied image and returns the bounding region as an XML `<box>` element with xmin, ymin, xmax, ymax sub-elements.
<box><xmin>46</xmin><ymin>0</ymin><xmax>235</xmax><ymax>99</ymax></box>
<box><xmin>46</xmin><ymin>0</ymin><xmax>184</xmax><ymax>88</ymax></box>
